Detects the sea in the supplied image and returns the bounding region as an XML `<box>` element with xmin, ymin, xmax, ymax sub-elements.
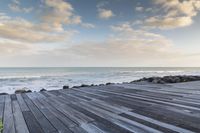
<box><xmin>1</xmin><ymin>67</ymin><xmax>200</xmax><ymax>94</ymax></box>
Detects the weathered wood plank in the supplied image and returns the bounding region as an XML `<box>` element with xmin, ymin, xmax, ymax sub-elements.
<box><xmin>69</xmin><ymin>90</ymin><xmax>192</xmax><ymax>132</ymax></box>
<box><xmin>0</xmin><ymin>95</ymin><xmax>5</xmax><ymax>119</ymax></box>
<box><xmin>88</xmin><ymin>87</ymin><xmax>200</xmax><ymax>111</ymax></box>
<box><xmin>37</xmin><ymin>93</ymin><xmax>77</xmax><ymax>128</ymax></box>
<box><xmin>75</xmin><ymin>101</ymin><xmax>162</xmax><ymax>133</ymax></box>
<box><xmin>27</xmin><ymin>93</ymin><xmax>73</xmax><ymax>133</ymax></box>
<box><xmin>2</xmin><ymin>82</ymin><xmax>200</xmax><ymax>133</ymax></box>
<box><xmin>3</xmin><ymin>95</ymin><xmax>15</xmax><ymax>133</ymax></box>
<box><xmin>12</xmin><ymin>101</ymin><xmax>29</xmax><ymax>133</ymax></box>
<box><xmin>68</xmin><ymin>103</ymin><xmax>133</xmax><ymax>133</ymax></box>
<box><xmin>10</xmin><ymin>94</ymin><xmax>17</xmax><ymax>101</ymax></box>
<box><xmin>16</xmin><ymin>94</ymin><xmax>30</xmax><ymax>111</ymax></box>
<box><xmin>73</xmin><ymin>86</ymin><xmax>200</xmax><ymax>132</ymax></box>
<box><xmin>22</xmin><ymin>111</ymin><xmax>44</xmax><ymax>133</ymax></box>
<box><xmin>46</xmin><ymin>94</ymin><xmax>94</xmax><ymax>125</ymax></box>
<box><xmin>80</xmin><ymin>123</ymin><xmax>107</xmax><ymax>133</ymax></box>
<box><xmin>22</xmin><ymin>94</ymin><xmax>57</xmax><ymax>133</ymax></box>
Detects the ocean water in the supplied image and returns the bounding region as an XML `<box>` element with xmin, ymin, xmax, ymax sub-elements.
<box><xmin>0</xmin><ymin>67</ymin><xmax>200</xmax><ymax>94</ymax></box>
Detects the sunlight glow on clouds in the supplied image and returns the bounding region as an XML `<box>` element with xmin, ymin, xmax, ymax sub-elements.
<box><xmin>145</xmin><ymin>0</ymin><xmax>200</xmax><ymax>29</ymax></box>
<box><xmin>0</xmin><ymin>13</ymin><xmax>76</xmax><ymax>43</ymax></box>
<box><xmin>98</xmin><ymin>8</ymin><xmax>115</xmax><ymax>19</ymax></box>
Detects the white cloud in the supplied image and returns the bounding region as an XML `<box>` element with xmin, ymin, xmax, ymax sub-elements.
<box><xmin>8</xmin><ymin>0</ymin><xmax>33</xmax><ymax>13</ymax></box>
<box><xmin>0</xmin><ymin>38</ymin><xmax>36</xmax><ymax>56</ymax></box>
<box><xmin>0</xmin><ymin>0</ymin><xmax>87</xmax><ymax>43</ymax></box>
<box><xmin>135</xmin><ymin>6</ymin><xmax>144</xmax><ymax>12</ymax></box>
<box><xmin>42</xmin><ymin>0</ymin><xmax>82</xmax><ymax>31</ymax></box>
<box><xmin>98</xmin><ymin>9</ymin><xmax>115</xmax><ymax>19</ymax></box>
<box><xmin>145</xmin><ymin>16</ymin><xmax>193</xmax><ymax>29</ymax></box>
<box><xmin>0</xmin><ymin>14</ymin><xmax>77</xmax><ymax>43</ymax></box>
<box><xmin>43</xmin><ymin>23</ymin><xmax>183</xmax><ymax>66</ymax></box>
<box><xmin>145</xmin><ymin>0</ymin><xmax>200</xmax><ymax>29</ymax></box>
<box><xmin>81</xmin><ymin>23</ymin><xmax>95</xmax><ymax>28</ymax></box>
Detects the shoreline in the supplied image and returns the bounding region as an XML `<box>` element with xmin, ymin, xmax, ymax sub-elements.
<box><xmin>1</xmin><ymin>75</ymin><xmax>200</xmax><ymax>95</ymax></box>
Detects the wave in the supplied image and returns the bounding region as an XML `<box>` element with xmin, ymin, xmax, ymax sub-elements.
<box><xmin>134</xmin><ymin>71</ymin><xmax>184</xmax><ymax>73</ymax></box>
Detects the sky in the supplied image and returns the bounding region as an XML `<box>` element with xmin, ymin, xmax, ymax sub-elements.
<box><xmin>0</xmin><ymin>0</ymin><xmax>200</xmax><ymax>67</ymax></box>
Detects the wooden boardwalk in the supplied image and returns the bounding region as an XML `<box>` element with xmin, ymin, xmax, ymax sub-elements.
<box><xmin>1</xmin><ymin>81</ymin><xmax>200</xmax><ymax>133</ymax></box>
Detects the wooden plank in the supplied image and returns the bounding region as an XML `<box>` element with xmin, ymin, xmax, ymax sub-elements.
<box><xmin>0</xmin><ymin>96</ymin><xmax>5</xmax><ymax>119</ymax></box>
<box><xmin>12</xmin><ymin>101</ymin><xmax>29</xmax><ymax>133</ymax></box>
<box><xmin>37</xmin><ymin>93</ymin><xmax>77</xmax><ymax>128</ymax></box>
<box><xmin>10</xmin><ymin>94</ymin><xmax>17</xmax><ymax>101</ymax></box>
<box><xmin>69</xmin><ymin>127</ymin><xmax>88</xmax><ymax>133</ymax></box>
<box><xmin>80</xmin><ymin>123</ymin><xmax>107</xmax><ymax>133</ymax></box>
<box><xmin>22</xmin><ymin>111</ymin><xmax>44</xmax><ymax>133</ymax></box>
<box><xmin>75</xmin><ymin>101</ymin><xmax>162</xmax><ymax>133</ymax></box>
<box><xmin>46</xmin><ymin>95</ymin><xmax>94</xmax><ymax>125</ymax></box>
<box><xmin>22</xmin><ymin>94</ymin><xmax>57</xmax><ymax>133</ymax></box>
<box><xmin>27</xmin><ymin>93</ymin><xmax>73</xmax><ymax>133</ymax></box>
<box><xmin>16</xmin><ymin>94</ymin><xmax>29</xmax><ymax>111</ymax></box>
<box><xmin>90</xmin><ymin>87</ymin><xmax>200</xmax><ymax>111</ymax></box>
<box><xmin>111</xmin><ymin>88</ymin><xmax>200</xmax><ymax>108</ymax></box>
<box><xmin>57</xmin><ymin>91</ymin><xmax>89</xmax><ymax>102</ymax></box>
<box><xmin>92</xmin><ymin>90</ymin><xmax>200</xmax><ymax>132</ymax></box>
<box><xmin>0</xmin><ymin>95</ymin><xmax>4</xmax><ymax>103</ymax></box>
<box><xmin>70</xmin><ymin>89</ymin><xmax>132</xmax><ymax>113</ymax></box>
<box><xmin>68</xmin><ymin>103</ymin><xmax>133</xmax><ymax>133</ymax></box>
<box><xmin>69</xmin><ymin>89</ymin><xmax>195</xmax><ymax>132</ymax></box>
<box><xmin>3</xmin><ymin>95</ymin><xmax>15</xmax><ymax>133</ymax></box>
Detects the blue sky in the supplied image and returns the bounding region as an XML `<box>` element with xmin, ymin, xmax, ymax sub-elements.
<box><xmin>0</xmin><ymin>0</ymin><xmax>200</xmax><ymax>67</ymax></box>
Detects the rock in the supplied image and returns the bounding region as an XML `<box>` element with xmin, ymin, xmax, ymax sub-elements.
<box><xmin>40</xmin><ymin>88</ymin><xmax>46</xmax><ymax>92</ymax></box>
<box><xmin>72</xmin><ymin>86</ymin><xmax>80</xmax><ymax>88</ymax></box>
<box><xmin>80</xmin><ymin>84</ymin><xmax>89</xmax><ymax>87</ymax></box>
<box><xmin>152</xmin><ymin>78</ymin><xmax>163</xmax><ymax>84</ymax></box>
<box><xmin>132</xmin><ymin>75</ymin><xmax>200</xmax><ymax>84</ymax></box>
<box><xmin>63</xmin><ymin>86</ymin><xmax>69</xmax><ymax>89</ymax></box>
<box><xmin>26</xmin><ymin>90</ymin><xmax>32</xmax><ymax>93</ymax></box>
<box><xmin>15</xmin><ymin>89</ymin><xmax>32</xmax><ymax>94</ymax></box>
<box><xmin>106</xmin><ymin>82</ymin><xmax>112</xmax><ymax>85</ymax></box>
<box><xmin>0</xmin><ymin>93</ymin><xmax>8</xmax><ymax>95</ymax></box>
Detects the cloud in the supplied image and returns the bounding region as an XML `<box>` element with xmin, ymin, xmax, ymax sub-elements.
<box><xmin>135</xmin><ymin>6</ymin><xmax>144</xmax><ymax>12</ymax></box>
<box><xmin>8</xmin><ymin>0</ymin><xmax>33</xmax><ymax>13</ymax></box>
<box><xmin>44</xmin><ymin>23</ymin><xmax>183</xmax><ymax>66</ymax></box>
<box><xmin>81</xmin><ymin>23</ymin><xmax>95</xmax><ymax>28</ymax></box>
<box><xmin>0</xmin><ymin>38</ymin><xmax>36</xmax><ymax>55</ymax></box>
<box><xmin>42</xmin><ymin>0</ymin><xmax>82</xmax><ymax>31</ymax></box>
<box><xmin>144</xmin><ymin>0</ymin><xmax>200</xmax><ymax>29</ymax></box>
<box><xmin>0</xmin><ymin>0</ymin><xmax>88</xmax><ymax>43</ymax></box>
<box><xmin>145</xmin><ymin>16</ymin><xmax>193</xmax><ymax>29</ymax></box>
<box><xmin>98</xmin><ymin>9</ymin><xmax>115</xmax><ymax>19</ymax></box>
<box><xmin>0</xmin><ymin>14</ymin><xmax>77</xmax><ymax>43</ymax></box>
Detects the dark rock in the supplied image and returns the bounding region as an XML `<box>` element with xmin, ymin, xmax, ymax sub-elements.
<box><xmin>15</xmin><ymin>89</ymin><xmax>31</xmax><ymax>94</ymax></box>
<box><xmin>40</xmin><ymin>88</ymin><xmax>47</xmax><ymax>92</ymax></box>
<box><xmin>0</xmin><ymin>93</ymin><xmax>8</xmax><ymax>95</ymax></box>
<box><xmin>63</xmin><ymin>86</ymin><xmax>69</xmax><ymax>89</ymax></box>
<box><xmin>72</xmin><ymin>86</ymin><xmax>80</xmax><ymax>88</ymax></box>
<box><xmin>80</xmin><ymin>84</ymin><xmax>89</xmax><ymax>87</ymax></box>
<box><xmin>132</xmin><ymin>75</ymin><xmax>200</xmax><ymax>84</ymax></box>
<box><xmin>106</xmin><ymin>82</ymin><xmax>112</xmax><ymax>85</ymax></box>
<box><xmin>26</xmin><ymin>90</ymin><xmax>32</xmax><ymax>93</ymax></box>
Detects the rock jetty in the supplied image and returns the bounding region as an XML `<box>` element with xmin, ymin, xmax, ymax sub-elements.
<box><xmin>132</xmin><ymin>75</ymin><xmax>200</xmax><ymax>84</ymax></box>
